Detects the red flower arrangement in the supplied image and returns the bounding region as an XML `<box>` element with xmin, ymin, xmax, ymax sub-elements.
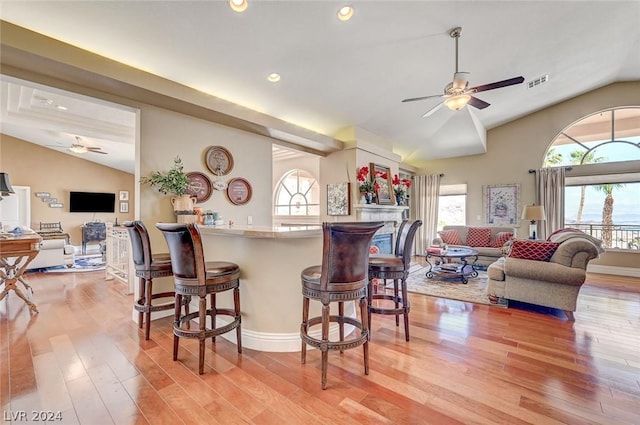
<box><xmin>356</xmin><ymin>165</ymin><xmax>379</xmax><ymax>193</ymax></box>
<box><xmin>392</xmin><ymin>174</ymin><xmax>412</xmax><ymax>204</ymax></box>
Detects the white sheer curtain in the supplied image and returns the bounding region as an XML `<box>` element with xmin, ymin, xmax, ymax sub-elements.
<box><xmin>535</xmin><ymin>167</ymin><xmax>565</xmax><ymax>239</ymax></box>
<box><xmin>412</xmin><ymin>174</ymin><xmax>441</xmax><ymax>254</ymax></box>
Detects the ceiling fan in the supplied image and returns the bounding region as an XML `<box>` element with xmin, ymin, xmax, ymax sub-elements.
<box><xmin>47</xmin><ymin>136</ymin><xmax>107</xmax><ymax>155</ymax></box>
<box><xmin>402</xmin><ymin>26</ymin><xmax>524</xmax><ymax>117</ymax></box>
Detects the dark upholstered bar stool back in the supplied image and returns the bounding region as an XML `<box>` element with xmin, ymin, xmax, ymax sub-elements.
<box><xmin>156</xmin><ymin>223</ymin><xmax>242</xmax><ymax>375</ymax></box>
<box><xmin>368</xmin><ymin>219</ymin><xmax>422</xmax><ymax>341</ymax></box>
<box><xmin>124</xmin><ymin>220</ymin><xmax>184</xmax><ymax>341</ymax></box>
<box><xmin>301</xmin><ymin>221</ymin><xmax>384</xmax><ymax>389</ymax></box>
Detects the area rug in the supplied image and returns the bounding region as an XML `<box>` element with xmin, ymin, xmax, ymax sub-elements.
<box><xmin>44</xmin><ymin>255</ymin><xmax>106</xmax><ymax>273</ymax></box>
<box><xmin>397</xmin><ymin>264</ymin><xmax>506</xmax><ymax>307</ymax></box>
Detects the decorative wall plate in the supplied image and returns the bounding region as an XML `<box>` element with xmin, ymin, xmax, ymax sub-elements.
<box><xmin>205</xmin><ymin>146</ymin><xmax>234</xmax><ymax>176</ymax></box>
<box><xmin>185</xmin><ymin>171</ymin><xmax>213</xmax><ymax>203</ymax></box>
<box><xmin>226</xmin><ymin>178</ymin><xmax>252</xmax><ymax>205</ymax></box>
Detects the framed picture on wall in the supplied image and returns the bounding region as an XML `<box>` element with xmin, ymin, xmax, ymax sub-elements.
<box><xmin>327</xmin><ymin>182</ymin><xmax>351</xmax><ymax>216</ymax></box>
<box><xmin>483</xmin><ymin>183</ymin><xmax>520</xmax><ymax>225</ymax></box>
<box><xmin>370</xmin><ymin>163</ymin><xmax>395</xmax><ymax>205</ymax></box>
<box><xmin>120</xmin><ymin>202</ymin><xmax>129</xmax><ymax>213</ymax></box>
<box><xmin>119</xmin><ymin>190</ymin><xmax>129</xmax><ymax>201</ymax></box>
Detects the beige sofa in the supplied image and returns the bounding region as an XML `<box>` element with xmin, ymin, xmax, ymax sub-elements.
<box><xmin>432</xmin><ymin>225</ymin><xmax>516</xmax><ymax>267</ymax></box>
<box><xmin>486</xmin><ymin>230</ymin><xmax>603</xmax><ymax>320</ymax></box>
<box><xmin>27</xmin><ymin>239</ymin><xmax>75</xmax><ymax>270</ymax></box>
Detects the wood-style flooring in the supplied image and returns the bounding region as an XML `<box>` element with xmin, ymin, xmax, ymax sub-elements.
<box><xmin>1</xmin><ymin>269</ymin><xmax>639</xmax><ymax>424</ymax></box>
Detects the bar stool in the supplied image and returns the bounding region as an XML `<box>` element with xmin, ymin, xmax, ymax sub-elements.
<box><xmin>301</xmin><ymin>221</ymin><xmax>383</xmax><ymax>389</ymax></box>
<box><xmin>368</xmin><ymin>219</ymin><xmax>422</xmax><ymax>341</ymax></box>
<box><xmin>156</xmin><ymin>223</ymin><xmax>242</xmax><ymax>375</ymax></box>
<box><xmin>124</xmin><ymin>220</ymin><xmax>186</xmax><ymax>341</ymax></box>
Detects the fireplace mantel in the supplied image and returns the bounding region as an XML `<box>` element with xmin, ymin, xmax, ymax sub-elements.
<box><xmin>354</xmin><ymin>204</ymin><xmax>409</xmax><ymax>224</ymax></box>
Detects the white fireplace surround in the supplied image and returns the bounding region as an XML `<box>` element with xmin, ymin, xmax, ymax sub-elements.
<box><xmin>354</xmin><ymin>204</ymin><xmax>409</xmax><ymax>246</ymax></box>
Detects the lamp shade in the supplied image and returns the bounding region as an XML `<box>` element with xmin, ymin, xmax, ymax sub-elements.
<box><xmin>0</xmin><ymin>172</ymin><xmax>15</xmax><ymax>195</ymax></box>
<box><xmin>521</xmin><ymin>204</ymin><xmax>546</xmax><ymax>221</ymax></box>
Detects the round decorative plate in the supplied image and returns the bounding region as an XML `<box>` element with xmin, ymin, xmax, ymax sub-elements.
<box><xmin>185</xmin><ymin>171</ymin><xmax>213</xmax><ymax>203</ymax></box>
<box><xmin>226</xmin><ymin>177</ymin><xmax>252</xmax><ymax>205</ymax></box>
<box><xmin>205</xmin><ymin>146</ymin><xmax>234</xmax><ymax>176</ymax></box>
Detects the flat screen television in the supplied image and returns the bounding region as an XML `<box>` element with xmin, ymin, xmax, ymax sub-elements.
<box><xmin>69</xmin><ymin>191</ymin><xmax>115</xmax><ymax>213</ymax></box>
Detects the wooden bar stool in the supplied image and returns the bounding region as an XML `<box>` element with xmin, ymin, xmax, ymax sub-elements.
<box><xmin>124</xmin><ymin>221</ymin><xmax>186</xmax><ymax>340</ymax></box>
<box><xmin>301</xmin><ymin>221</ymin><xmax>383</xmax><ymax>389</ymax></box>
<box><xmin>156</xmin><ymin>223</ymin><xmax>242</xmax><ymax>375</ymax></box>
<box><xmin>368</xmin><ymin>220</ymin><xmax>422</xmax><ymax>341</ymax></box>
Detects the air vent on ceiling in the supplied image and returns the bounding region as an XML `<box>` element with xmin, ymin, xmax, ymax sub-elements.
<box><xmin>527</xmin><ymin>75</ymin><xmax>549</xmax><ymax>89</ymax></box>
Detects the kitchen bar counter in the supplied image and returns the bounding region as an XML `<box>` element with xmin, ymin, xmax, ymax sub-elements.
<box><xmin>198</xmin><ymin>224</ymin><xmax>322</xmax><ymax>239</ymax></box>
<box><xmin>198</xmin><ymin>223</ymin><xmax>353</xmax><ymax>352</ymax></box>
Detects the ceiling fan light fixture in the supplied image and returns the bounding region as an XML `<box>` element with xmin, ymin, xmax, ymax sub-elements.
<box><xmin>69</xmin><ymin>144</ymin><xmax>88</xmax><ymax>154</ymax></box>
<box><xmin>444</xmin><ymin>94</ymin><xmax>471</xmax><ymax>111</ymax></box>
<box><xmin>229</xmin><ymin>0</ymin><xmax>248</xmax><ymax>13</ymax></box>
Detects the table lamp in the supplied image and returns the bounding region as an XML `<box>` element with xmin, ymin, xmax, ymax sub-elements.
<box><xmin>0</xmin><ymin>172</ymin><xmax>15</xmax><ymax>200</ymax></box>
<box><xmin>521</xmin><ymin>204</ymin><xmax>546</xmax><ymax>239</ymax></box>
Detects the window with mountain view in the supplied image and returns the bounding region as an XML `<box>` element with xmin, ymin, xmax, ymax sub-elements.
<box><xmin>544</xmin><ymin>107</ymin><xmax>640</xmax><ymax>250</ymax></box>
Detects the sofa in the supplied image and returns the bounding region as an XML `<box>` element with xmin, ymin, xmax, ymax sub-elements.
<box><xmin>27</xmin><ymin>239</ymin><xmax>75</xmax><ymax>270</ymax></box>
<box><xmin>486</xmin><ymin>229</ymin><xmax>603</xmax><ymax>320</ymax></box>
<box><xmin>432</xmin><ymin>225</ymin><xmax>516</xmax><ymax>267</ymax></box>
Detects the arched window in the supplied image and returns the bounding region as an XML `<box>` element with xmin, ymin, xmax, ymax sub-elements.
<box><xmin>544</xmin><ymin>107</ymin><xmax>640</xmax><ymax>250</ymax></box>
<box><xmin>274</xmin><ymin>169</ymin><xmax>320</xmax><ymax>217</ymax></box>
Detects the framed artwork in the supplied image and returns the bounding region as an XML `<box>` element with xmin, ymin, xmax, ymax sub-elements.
<box><xmin>483</xmin><ymin>184</ymin><xmax>520</xmax><ymax>225</ymax></box>
<box><xmin>226</xmin><ymin>177</ymin><xmax>252</xmax><ymax>205</ymax></box>
<box><xmin>119</xmin><ymin>190</ymin><xmax>129</xmax><ymax>201</ymax></box>
<box><xmin>120</xmin><ymin>202</ymin><xmax>129</xmax><ymax>213</ymax></box>
<box><xmin>370</xmin><ymin>163</ymin><xmax>395</xmax><ymax>205</ymax></box>
<box><xmin>327</xmin><ymin>182</ymin><xmax>351</xmax><ymax>216</ymax></box>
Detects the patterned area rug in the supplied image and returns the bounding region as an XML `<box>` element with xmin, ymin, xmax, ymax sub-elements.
<box><xmin>44</xmin><ymin>255</ymin><xmax>106</xmax><ymax>273</ymax></box>
<box><xmin>398</xmin><ymin>264</ymin><xmax>506</xmax><ymax>307</ymax></box>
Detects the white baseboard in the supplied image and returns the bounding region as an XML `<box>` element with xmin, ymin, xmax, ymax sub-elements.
<box><xmin>587</xmin><ymin>264</ymin><xmax>640</xmax><ymax>277</ymax></box>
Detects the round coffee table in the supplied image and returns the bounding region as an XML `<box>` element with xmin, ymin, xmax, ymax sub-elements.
<box><xmin>425</xmin><ymin>247</ymin><xmax>479</xmax><ymax>284</ymax></box>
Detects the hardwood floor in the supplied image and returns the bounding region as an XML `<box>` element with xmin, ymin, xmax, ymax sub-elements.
<box><xmin>1</xmin><ymin>269</ymin><xmax>639</xmax><ymax>424</ymax></box>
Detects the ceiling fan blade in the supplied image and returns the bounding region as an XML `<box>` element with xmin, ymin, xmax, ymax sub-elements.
<box><xmin>422</xmin><ymin>102</ymin><xmax>445</xmax><ymax>118</ymax></box>
<box><xmin>469</xmin><ymin>76</ymin><xmax>524</xmax><ymax>93</ymax></box>
<box><xmin>91</xmin><ymin>150</ymin><xmax>108</xmax><ymax>155</ymax></box>
<box><xmin>468</xmin><ymin>96</ymin><xmax>490</xmax><ymax>110</ymax></box>
<box><xmin>402</xmin><ymin>94</ymin><xmax>442</xmax><ymax>103</ymax></box>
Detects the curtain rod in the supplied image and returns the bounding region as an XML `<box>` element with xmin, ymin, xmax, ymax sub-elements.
<box><xmin>528</xmin><ymin>167</ymin><xmax>572</xmax><ymax>173</ymax></box>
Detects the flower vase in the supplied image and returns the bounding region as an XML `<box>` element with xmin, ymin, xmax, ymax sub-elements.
<box><xmin>362</xmin><ymin>192</ymin><xmax>373</xmax><ymax>204</ymax></box>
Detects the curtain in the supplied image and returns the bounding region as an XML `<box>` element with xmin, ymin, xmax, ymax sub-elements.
<box><xmin>535</xmin><ymin>167</ymin><xmax>565</xmax><ymax>239</ymax></box>
<box><xmin>412</xmin><ymin>174</ymin><xmax>441</xmax><ymax>254</ymax></box>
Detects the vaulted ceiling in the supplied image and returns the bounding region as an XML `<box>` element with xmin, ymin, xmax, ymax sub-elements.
<box><xmin>1</xmin><ymin>1</ymin><xmax>639</xmax><ymax>173</ymax></box>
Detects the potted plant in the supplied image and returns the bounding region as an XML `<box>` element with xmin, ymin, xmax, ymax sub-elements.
<box><xmin>140</xmin><ymin>157</ymin><xmax>196</xmax><ymax>214</ymax></box>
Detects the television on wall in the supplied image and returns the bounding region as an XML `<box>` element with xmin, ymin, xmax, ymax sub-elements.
<box><xmin>69</xmin><ymin>191</ymin><xmax>116</xmax><ymax>213</ymax></box>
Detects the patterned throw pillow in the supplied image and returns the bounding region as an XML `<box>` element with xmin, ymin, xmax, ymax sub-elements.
<box><xmin>546</xmin><ymin>227</ymin><xmax>582</xmax><ymax>241</ymax></box>
<box><xmin>491</xmin><ymin>231</ymin><xmax>514</xmax><ymax>247</ymax></box>
<box><xmin>438</xmin><ymin>229</ymin><xmax>463</xmax><ymax>245</ymax></box>
<box><xmin>466</xmin><ymin>227</ymin><xmax>491</xmax><ymax>247</ymax></box>
<box><xmin>508</xmin><ymin>240</ymin><xmax>560</xmax><ymax>262</ymax></box>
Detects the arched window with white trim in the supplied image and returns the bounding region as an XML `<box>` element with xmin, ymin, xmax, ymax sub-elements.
<box><xmin>274</xmin><ymin>169</ymin><xmax>320</xmax><ymax>219</ymax></box>
<box><xmin>544</xmin><ymin>107</ymin><xmax>640</xmax><ymax>250</ymax></box>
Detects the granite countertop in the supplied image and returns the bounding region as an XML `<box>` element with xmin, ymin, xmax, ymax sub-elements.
<box><xmin>198</xmin><ymin>224</ymin><xmax>322</xmax><ymax>239</ymax></box>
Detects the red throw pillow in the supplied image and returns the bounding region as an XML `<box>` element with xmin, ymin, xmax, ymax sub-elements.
<box><xmin>491</xmin><ymin>231</ymin><xmax>514</xmax><ymax>247</ymax></box>
<box><xmin>466</xmin><ymin>227</ymin><xmax>491</xmax><ymax>247</ymax></box>
<box><xmin>438</xmin><ymin>229</ymin><xmax>462</xmax><ymax>245</ymax></box>
<box><xmin>508</xmin><ymin>240</ymin><xmax>560</xmax><ymax>262</ymax></box>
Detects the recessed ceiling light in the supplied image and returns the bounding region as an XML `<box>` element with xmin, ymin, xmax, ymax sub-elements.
<box><xmin>337</xmin><ymin>5</ymin><xmax>354</xmax><ymax>21</ymax></box>
<box><xmin>229</xmin><ymin>0</ymin><xmax>248</xmax><ymax>13</ymax></box>
<box><xmin>267</xmin><ymin>73</ymin><xmax>281</xmax><ymax>83</ymax></box>
<box><xmin>56</xmin><ymin>105</ymin><xmax>68</xmax><ymax>111</ymax></box>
